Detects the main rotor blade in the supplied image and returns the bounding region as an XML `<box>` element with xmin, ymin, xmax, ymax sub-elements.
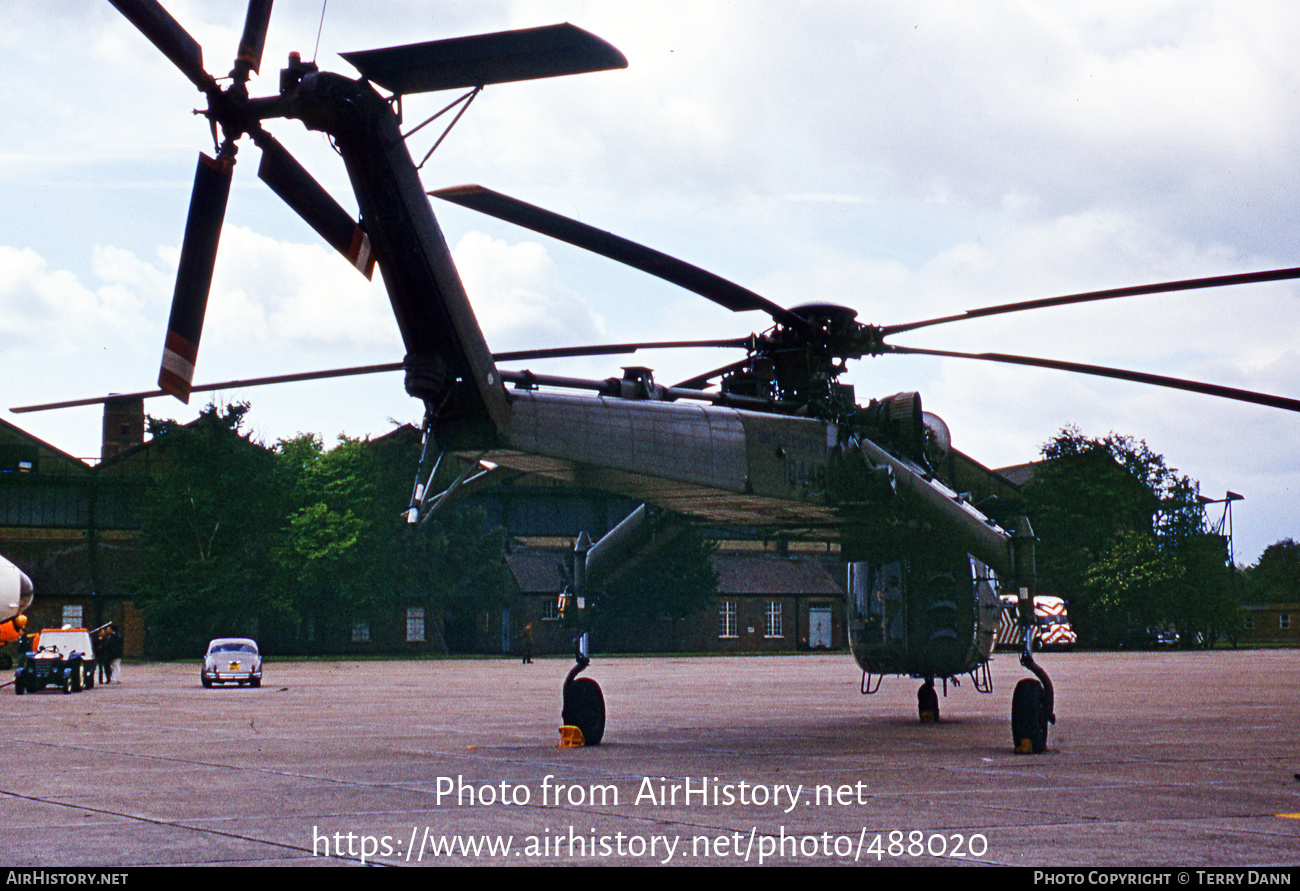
<box><xmin>10</xmin><ymin>349</ymin><xmax>756</xmax><ymax>414</ymax></box>
<box><xmin>433</xmin><ymin>185</ymin><xmax>810</xmax><ymax>330</ymax></box>
<box><xmin>236</xmin><ymin>0</ymin><xmax>274</xmax><ymax>75</ymax></box>
<box><xmin>160</xmin><ymin>153</ymin><xmax>233</xmax><ymax>403</ymax></box>
<box><xmin>493</xmin><ymin>338</ymin><xmax>750</xmax><ymax>362</ymax></box>
<box><xmin>888</xmin><ymin>345</ymin><xmax>1300</xmax><ymax>413</ymax></box>
<box><xmin>340</xmin><ymin>23</ymin><xmax>626</xmax><ymax>95</ymax></box>
<box><xmin>109</xmin><ymin>0</ymin><xmax>216</xmax><ymax>92</ymax></box>
<box><xmin>11</xmin><ymin>363</ymin><xmax>407</xmax><ymax>414</ymax></box>
<box><xmin>255</xmin><ymin>132</ymin><xmax>376</xmax><ymax>278</ymax></box>
<box><xmin>884</xmin><ymin>266</ymin><xmax>1300</xmax><ymax>336</ymax></box>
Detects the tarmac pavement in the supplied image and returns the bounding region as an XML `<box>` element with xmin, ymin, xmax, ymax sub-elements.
<box><xmin>2</xmin><ymin>649</ymin><xmax>1298</xmax><ymax>867</ymax></box>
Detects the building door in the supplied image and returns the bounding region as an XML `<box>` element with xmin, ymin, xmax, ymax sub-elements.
<box><xmin>808</xmin><ymin>607</ymin><xmax>833</xmax><ymax>649</ymax></box>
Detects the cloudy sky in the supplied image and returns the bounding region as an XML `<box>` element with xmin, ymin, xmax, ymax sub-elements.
<box><xmin>3</xmin><ymin>1</ymin><xmax>1298</xmax><ymax>563</ymax></box>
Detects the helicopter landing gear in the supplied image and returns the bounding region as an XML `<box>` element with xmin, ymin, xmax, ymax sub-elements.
<box><xmin>1011</xmin><ymin>678</ymin><xmax>1049</xmax><ymax>753</ymax></box>
<box><xmin>561</xmin><ymin>639</ymin><xmax>605</xmax><ymax>746</ymax></box>
<box><xmin>917</xmin><ymin>677</ymin><xmax>939</xmax><ymax>723</ymax></box>
<box><xmin>1013</xmin><ymin>636</ymin><xmax>1055</xmax><ymax>753</ymax></box>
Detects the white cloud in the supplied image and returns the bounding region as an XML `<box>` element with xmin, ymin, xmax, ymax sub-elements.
<box><xmin>452</xmin><ymin>231</ymin><xmax>605</xmax><ymax>352</ymax></box>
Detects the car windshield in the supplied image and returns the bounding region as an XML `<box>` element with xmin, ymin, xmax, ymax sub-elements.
<box><xmin>211</xmin><ymin>643</ymin><xmax>257</xmax><ymax>654</ymax></box>
<box><xmin>39</xmin><ymin>632</ymin><xmax>90</xmax><ymax>651</ymax></box>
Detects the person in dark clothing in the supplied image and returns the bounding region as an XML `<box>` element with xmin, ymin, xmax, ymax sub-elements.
<box><xmin>521</xmin><ymin>623</ymin><xmax>534</xmax><ymax>664</ymax></box>
<box><xmin>98</xmin><ymin>625</ymin><xmax>124</xmax><ymax>683</ymax></box>
<box><xmin>93</xmin><ymin>628</ymin><xmax>107</xmax><ymax>683</ymax></box>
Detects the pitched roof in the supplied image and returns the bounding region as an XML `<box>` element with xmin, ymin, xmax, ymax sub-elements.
<box><xmin>506</xmin><ymin>547</ymin><xmax>843</xmax><ymax>596</ymax></box>
<box><xmin>712</xmin><ymin>554</ymin><xmax>843</xmax><ymax>595</ymax></box>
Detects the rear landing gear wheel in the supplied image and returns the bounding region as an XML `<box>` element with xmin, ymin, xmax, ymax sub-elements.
<box><xmin>1012</xmin><ymin>678</ymin><xmax>1049</xmax><ymax>753</ymax></box>
<box><xmin>918</xmin><ymin>680</ymin><xmax>939</xmax><ymax>723</ymax></box>
<box><xmin>563</xmin><ymin>677</ymin><xmax>605</xmax><ymax>746</ymax></box>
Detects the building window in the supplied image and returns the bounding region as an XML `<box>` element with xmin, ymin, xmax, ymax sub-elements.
<box><xmin>542</xmin><ymin>598</ymin><xmax>560</xmax><ymax>621</ymax></box>
<box><xmin>718</xmin><ymin>601</ymin><xmax>737</xmax><ymax>638</ymax></box>
<box><xmin>1282</xmin><ymin>614</ymin><xmax>1292</xmax><ymax>631</ymax></box>
<box><xmin>406</xmin><ymin>608</ymin><xmax>426</xmax><ymax>642</ymax></box>
<box><xmin>352</xmin><ymin>621</ymin><xmax>370</xmax><ymax>643</ymax></box>
<box><xmin>764</xmin><ymin>601</ymin><xmax>783</xmax><ymax>638</ymax></box>
<box><xmin>1243</xmin><ymin>615</ymin><xmax>1254</xmax><ymax>631</ymax></box>
<box><xmin>62</xmin><ymin>605</ymin><xmax>83</xmax><ymax>628</ymax></box>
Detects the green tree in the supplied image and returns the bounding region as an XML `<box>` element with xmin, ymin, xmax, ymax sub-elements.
<box><xmin>276</xmin><ymin>434</ymin><xmax>412</xmax><ymax>647</ymax></box>
<box><xmin>1171</xmin><ymin>532</ymin><xmax>1240</xmax><ymax>647</ymax></box>
<box><xmin>278</xmin><ymin>430</ymin><xmax>511</xmax><ymax>653</ymax></box>
<box><xmin>1022</xmin><ymin>428</ymin><xmax>1162</xmax><ymax>633</ymax></box>
<box><xmin>1023</xmin><ymin>427</ymin><xmax>1229</xmax><ymax>646</ymax></box>
<box><xmin>134</xmin><ymin>403</ymin><xmax>293</xmax><ymax>657</ymax></box>
<box><xmin>1244</xmin><ymin>539</ymin><xmax>1300</xmax><ymax>605</ymax></box>
<box><xmin>1084</xmin><ymin>529</ymin><xmax>1182</xmax><ymax>642</ymax></box>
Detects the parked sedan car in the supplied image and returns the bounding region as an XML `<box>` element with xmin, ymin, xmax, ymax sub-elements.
<box><xmin>201</xmin><ymin>638</ymin><xmax>262</xmax><ymax>688</ymax></box>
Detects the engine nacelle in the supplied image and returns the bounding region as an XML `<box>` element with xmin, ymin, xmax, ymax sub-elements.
<box><xmin>1</xmin><ymin>556</ymin><xmax>34</xmax><ymax>624</ymax></box>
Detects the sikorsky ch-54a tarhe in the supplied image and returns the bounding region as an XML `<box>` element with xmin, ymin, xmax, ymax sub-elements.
<box><xmin>26</xmin><ymin>0</ymin><xmax>1300</xmax><ymax>751</ymax></box>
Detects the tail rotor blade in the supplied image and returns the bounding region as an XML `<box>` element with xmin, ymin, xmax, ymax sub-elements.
<box><xmin>109</xmin><ymin>0</ymin><xmax>216</xmax><ymax>92</ymax></box>
<box><xmin>340</xmin><ymin>23</ymin><xmax>627</xmax><ymax>95</ymax></box>
<box><xmin>256</xmin><ymin>133</ymin><xmax>376</xmax><ymax>278</ymax></box>
<box><xmin>236</xmin><ymin>0</ymin><xmax>274</xmax><ymax>76</ymax></box>
<box><xmin>160</xmin><ymin>153</ymin><xmax>233</xmax><ymax>402</ymax></box>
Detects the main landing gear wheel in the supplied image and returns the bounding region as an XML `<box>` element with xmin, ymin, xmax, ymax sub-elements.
<box><xmin>563</xmin><ymin>677</ymin><xmax>606</xmax><ymax>746</ymax></box>
<box><xmin>562</xmin><ymin>653</ymin><xmax>605</xmax><ymax>746</ymax></box>
<box><xmin>1012</xmin><ymin>678</ymin><xmax>1049</xmax><ymax>753</ymax></box>
<box><xmin>918</xmin><ymin>679</ymin><xmax>939</xmax><ymax>723</ymax></box>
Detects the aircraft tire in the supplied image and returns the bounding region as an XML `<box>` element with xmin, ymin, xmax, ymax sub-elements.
<box><xmin>918</xmin><ymin>682</ymin><xmax>940</xmax><ymax>722</ymax></box>
<box><xmin>14</xmin><ymin>676</ymin><xmax>24</xmax><ymax>695</ymax></box>
<box><xmin>563</xmin><ymin>677</ymin><xmax>605</xmax><ymax>746</ymax></box>
<box><xmin>1012</xmin><ymin>678</ymin><xmax>1048</xmax><ymax>753</ymax></box>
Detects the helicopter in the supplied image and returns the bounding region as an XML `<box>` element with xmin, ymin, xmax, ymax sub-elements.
<box><xmin>24</xmin><ymin>1</ymin><xmax>1300</xmax><ymax>751</ymax></box>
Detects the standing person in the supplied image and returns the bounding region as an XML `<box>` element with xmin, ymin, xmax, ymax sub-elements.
<box><xmin>93</xmin><ymin>627</ymin><xmax>109</xmax><ymax>684</ymax></box>
<box><xmin>101</xmin><ymin>624</ymin><xmax>124</xmax><ymax>683</ymax></box>
<box><xmin>521</xmin><ymin>622</ymin><xmax>534</xmax><ymax>664</ymax></box>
